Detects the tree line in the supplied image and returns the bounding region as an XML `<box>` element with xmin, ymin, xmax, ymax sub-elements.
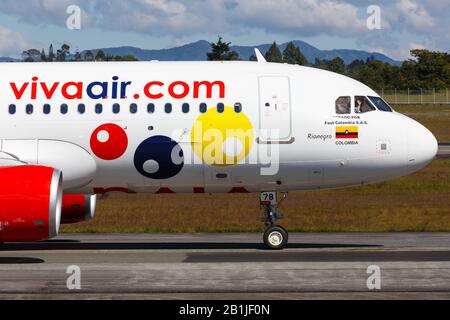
<box><xmin>207</xmin><ymin>37</ymin><xmax>450</xmax><ymax>90</ymax></box>
<box><xmin>22</xmin><ymin>44</ymin><xmax>138</xmax><ymax>62</ymax></box>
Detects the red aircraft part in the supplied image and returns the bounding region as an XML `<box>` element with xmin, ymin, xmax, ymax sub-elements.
<box><xmin>0</xmin><ymin>166</ymin><xmax>62</xmax><ymax>242</ymax></box>
<box><xmin>61</xmin><ymin>194</ymin><xmax>96</xmax><ymax>224</ymax></box>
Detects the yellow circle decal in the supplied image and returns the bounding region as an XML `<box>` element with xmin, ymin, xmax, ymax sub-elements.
<box><xmin>191</xmin><ymin>106</ymin><xmax>254</xmax><ymax>166</ymax></box>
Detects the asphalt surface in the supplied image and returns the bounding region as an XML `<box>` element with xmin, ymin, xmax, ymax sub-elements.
<box><xmin>2</xmin><ymin>233</ymin><xmax>450</xmax><ymax>299</ymax></box>
<box><xmin>0</xmin><ymin>144</ymin><xmax>448</xmax><ymax>300</ymax></box>
<box><xmin>438</xmin><ymin>143</ymin><xmax>450</xmax><ymax>158</ymax></box>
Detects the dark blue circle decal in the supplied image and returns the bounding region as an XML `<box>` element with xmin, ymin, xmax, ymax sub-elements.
<box><xmin>134</xmin><ymin>135</ymin><xmax>184</xmax><ymax>179</ymax></box>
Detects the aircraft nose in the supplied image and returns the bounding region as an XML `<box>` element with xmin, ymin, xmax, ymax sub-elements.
<box><xmin>406</xmin><ymin>119</ymin><xmax>438</xmax><ymax>171</ymax></box>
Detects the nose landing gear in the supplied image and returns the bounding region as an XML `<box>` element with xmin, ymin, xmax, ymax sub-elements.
<box><xmin>260</xmin><ymin>192</ymin><xmax>288</xmax><ymax>250</ymax></box>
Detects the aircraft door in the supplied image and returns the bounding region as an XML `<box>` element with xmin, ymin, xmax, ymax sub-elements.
<box><xmin>258</xmin><ymin>76</ymin><xmax>293</xmax><ymax>143</ymax></box>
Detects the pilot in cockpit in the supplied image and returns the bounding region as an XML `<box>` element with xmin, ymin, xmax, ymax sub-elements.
<box><xmin>355</xmin><ymin>97</ymin><xmax>363</xmax><ymax>113</ymax></box>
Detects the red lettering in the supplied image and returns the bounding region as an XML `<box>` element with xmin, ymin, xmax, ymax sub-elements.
<box><xmin>10</xmin><ymin>82</ymin><xmax>29</xmax><ymax>99</ymax></box>
<box><xmin>31</xmin><ymin>77</ymin><xmax>38</xmax><ymax>99</ymax></box>
<box><xmin>168</xmin><ymin>81</ymin><xmax>189</xmax><ymax>99</ymax></box>
<box><xmin>193</xmin><ymin>81</ymin><xmax>225</xmax><ymax>99</ymax></box>
<box><xmin>61</xmin><ymin>82</ymin><xmax>83</xmax><ymax>99</ymax></box>
<box><xmin>41</xmin><ymin>82</ymin><xmax>60</xmax><ymax>99</ymax></box>
<box><xmin>143</xmin><ymin>81</ymin><xmax>164</xmax><ymax>99</ymax></box>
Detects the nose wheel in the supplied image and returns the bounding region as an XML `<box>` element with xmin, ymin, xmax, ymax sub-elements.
<box><xmin>263</xmin><ymin>225</ymin><xmax>288</xmax><ymax>250</ymax></box>
<box><xmin>260</xmin><ymin>192</ymin><xmax>289</xmax><ymax>250</ymax></box>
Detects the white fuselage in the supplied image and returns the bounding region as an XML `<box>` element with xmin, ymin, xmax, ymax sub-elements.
<box><xmin>0</xmin><ymin>61</ymin><xmax>438</xmax><ymax>194</ymax></box>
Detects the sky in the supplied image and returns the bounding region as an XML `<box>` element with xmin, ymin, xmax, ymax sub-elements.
<box><xmin>0</xmin><ymin>0</ymin><xmax>448</xmax><ymax>61</ymax></box>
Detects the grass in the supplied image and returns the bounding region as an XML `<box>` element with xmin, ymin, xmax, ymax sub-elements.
<box><xmin>61</xmin><ymin>104</ymin><xmax>450</xmax><ymax>233</ymax></box>
<box><xmin>62</xmin><ymin>158</ymin><xmax>450</xmax><ymax>233</ymax></box>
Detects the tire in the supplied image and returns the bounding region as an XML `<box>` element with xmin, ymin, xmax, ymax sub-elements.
<box><xmin>263</xmin><ymin>225</ymin><xmax>288</xmax><ymax>250</ymax></box>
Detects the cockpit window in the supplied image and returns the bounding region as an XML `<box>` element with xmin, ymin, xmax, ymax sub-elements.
<box><xmin>368</xmin><ymin>96</ymin><xmax>393</xmax><ymax>112</ymax></box>
<box><xmin>355</xmin><ymin>96</ymin><xmax>376</xmax><ymax>114</ymax></box>
<box><xmin>335</xmin><ymin>96</ymin><xmax>351</xmax><ymax>114</ymax></box>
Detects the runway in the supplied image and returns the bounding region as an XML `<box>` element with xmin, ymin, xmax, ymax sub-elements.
<box><xmin>2</xmin><ymin>233</ymin><xmax>450</xmax><ymax>299</ymax></box>
<box><xmin>438</xmin><ymin>143</ymin><xmax>450</xmax><ymax>158</ymax></box>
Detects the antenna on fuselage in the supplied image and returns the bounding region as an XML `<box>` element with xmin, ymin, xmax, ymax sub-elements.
<box><xmin>254</xmin><ymin>48</ymin><xmax>267</xmax><ymax>63</ymax></box>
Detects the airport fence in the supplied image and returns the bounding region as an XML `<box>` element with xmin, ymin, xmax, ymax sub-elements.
<box><xmin>376</xmin><ymin>88</ymin><xmax>450</xmax><ymax>105</ymax></box>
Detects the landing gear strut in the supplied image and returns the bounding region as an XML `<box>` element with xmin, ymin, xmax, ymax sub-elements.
<box><xmin>260</xmin><ymin>192</ymin><xmax>288</xmax><ymax>250</ymax></box>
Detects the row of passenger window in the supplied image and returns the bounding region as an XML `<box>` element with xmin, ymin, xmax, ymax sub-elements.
<box><xmin>8</xmin><ymin>102</ymin><xmax>243</xmax><ymax>115</ymax></box>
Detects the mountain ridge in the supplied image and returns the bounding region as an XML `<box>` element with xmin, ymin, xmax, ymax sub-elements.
<box><xmin>84</xmin><ymin>39</ymin><xmax>400</xmax><ymax>65</ymax></box>
<box><xmin>0</xmin><ymin>40</ymin><xmax>400</xmax><ymax>64</ymax></box>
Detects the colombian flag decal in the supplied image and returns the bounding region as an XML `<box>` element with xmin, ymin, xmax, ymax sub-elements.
<box><xmin>336</xmin><ymin>126</ymin><xmax>358</xmax><ymax>139</ymax></box>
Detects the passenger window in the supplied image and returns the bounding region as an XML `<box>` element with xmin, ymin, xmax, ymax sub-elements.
<box><xmin>9</xmin><ymin>104</ymin><xmax>16</xmax><ymax>115</ymax></box>
<box><xmin>95</xmin><ymin>103</ymin><xmax>103</xmax><ymax>114</ymax></box>
<box><xmin>78</xmin><ymin>103</ymin><xmax>85</xmax><ymax>114</ymax></box>
<box><xmin>165</xmin><ymin>103</ymin><xmax>172</xmax><ymax>113</ymax></box>
<box><xmin>147</xmin><ymin>103</ymin><xmax>155</xmax><ymax>114</ymax></box>
<box><xmin>199</xmin><ymin>103</ymin><xmax>207</xmax><ymax>113</ymax></box>
<box><xmin>26</xmin><ymin>104</ymin><xmax>33</xmax><ymax>114</ymax></box>
<box><xmin>335</xmin><ymin>96</ymin><xmax>350</xmax><ymax>114</ymax></box>
<box><xmin>43</xmin><ymin>104</ymin><xmax>51</xmax><ymax>114</ymax></box>
<box><xmin>60</xmin><ymin>104</ymin><xmax>68</xmax><ymax>114</ymax></box>
<box><xmin>355</xmin><ymin>96</ymin><xmax>376</xmax><ymax>114</ymax></box>
<box><xmin>182</xmin><ymin>103</ymin><xmax>189</xmax><ymax>114</ymax></box>
<box><xmin>217</xmin><ymin>103</ymin><xmax>224</xmax><ymax>113</ymax></box>
<box><xmin>113</xmin><ymin>103</ymin><xmax>120</xmax><ymax>114</ymax></box>
<box><xmin>130</xmin><ymin>103</ymin><xmax>138</xmax><ymax>114</ymax></box>
<box><xmin>234</xmin><ymin>102</ymin><xmax>242</xmax><ymax>113</ymax></box>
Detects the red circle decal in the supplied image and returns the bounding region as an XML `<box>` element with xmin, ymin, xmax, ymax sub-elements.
<box><xmin>90</xmin><ymin>123</ymin><xmax>128</xmax><ymax>160</ymax></box>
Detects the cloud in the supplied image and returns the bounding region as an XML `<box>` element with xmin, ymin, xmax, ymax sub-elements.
<box><xmin>0</xmin><ymin>0</ymin><xmax>90</xmax><ymax>27</ymax></box>
<box><xmin>0</xmin><ymin>0</ymin><xmax>367</xmax><ymax>37</ymax></box>
<box><xmin>369</xmin><ymin>42</ymin><xmax>427</xmax><ymax>61</ymax></box>
<box><xmin>0</xmin><ymin>25</ymin><xmax>29</xmax><ymax>56</ymax></box>
<box><xmin>396</xmin><ymin>0</ymin><xmax>435</xmax><ymax>30</ymax></box>
<box><xmin>89</xmin><ymin>0</ymin><xmax>220</xmax><ymax>36</ymax></box>
<box><xmin>0</xmin><ymin>0</ymin><xmax>448</xmax><ymax>59</ymax></box>
<box><xmin>228</xmin><ymin>0</ymin><xmax>366</xmax><ymax>37</ymax></box>
<box><xmin>88</xmin><ymin>0</ymin><xmax>369</xmax><ymax>39</ymax></box>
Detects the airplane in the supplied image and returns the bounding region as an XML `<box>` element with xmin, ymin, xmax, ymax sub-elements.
<box><xmin>0</xmin><ymin>49</ymin><xmax>438</xmax><ymax>249</ymax></box>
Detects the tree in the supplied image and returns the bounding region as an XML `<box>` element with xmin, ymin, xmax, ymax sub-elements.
<box><xmin>349</xmin><ymin>59</ymin><xmax>399</xmax><ymax>89</ymax></box>
<box><xmin>408</xmin><ymin>49</ymin><xmax>450</xmax><ymax>89</ymax></box>
<box><xmin>347</xmin><ymin>59</ymin><xmax>365</xmax><ymax>73</ymax></box>
<box><xmin>282</xmin><ymin>42</ymin><xmax>307</xmax><ymax>65</ymax></box>
<box><xmin>40</xmin><ymin>49</ymin><xmax>47</xmax><ymax>62</ymax></box>
<box><xmin>104</xmin><ymin>54</ymin><xmax>139</xmax><ymax>61</ymax></box>
<box><xmin>48</xmin><ymin>44</ymin><xmax>55</xmax><ymax>62</ymax></box>
<box><xmin>265</xmin><ymin>42</ymin><xmax>282</xmax><ymax>63</ymax></box>
<box><xmin>207</xmin><ymin>36</ymin><xmax>239</xmax><ymax>61</ymax></box>
<box><xmin>22</xmin><ymin>49</ymin><xmax>41</xmax><ymax>62</ymax></box>
<box><xmin>74</xmin><ymin>51</ymin><xmax>82</xmax><ymax>61</ymax></box>
<box><xmin>313</xmin><ymin>57</ymin><xmax>346</xmax><ymax>74</ymax></box>
<box><xmin>56</xmin><ymin>43</ymin><xmax>70</xmax><ymax>61</ymax></box>
<box><xmin>95</xmin><ymin>50</ymin><xmax>106</xmax><ymax>61</ymax></box>
<box><xmin>327</xmin><ymin>57</ymin><xmax>346</xmax><ymax>74</ymax></box>
<box><xmin>84</xmin><ymin>50</ymin><xmax>94</xmax><ymax>61</ymax></box>
<box><xmin>313</xmin><ymin>58</ymin><xmax>328</xmax><ymax>69</ymax></box>
<box><xmin>117</xmin><ymin>54</ymin><xmax>138</xmax><ymax>61</ymax></box>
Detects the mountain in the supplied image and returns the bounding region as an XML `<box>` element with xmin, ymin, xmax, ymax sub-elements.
<box><xmin>0</xmin><ymin>56</ymin><xmax>19</xmax><ymax>62</ymax></box>
<box><xmin>85</xmin><ymin>40</ymin><xmax>212</xmax><ymax>61</ymax></box>
<box><xmin>86</xmin><ymin>39</ymin><xmax>400</xmax><ymax>65</ymax></box>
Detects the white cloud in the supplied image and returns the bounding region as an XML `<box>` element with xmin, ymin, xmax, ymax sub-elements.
<box><xmin>0</xmin><ymin>0</ymin><xmax>90</xmax><ymax>27</ymax></box>
<box><xmin>229</xmin><ymin>0</ymin><xmax>366</xmax><ymax>37</ymax></box>
<box><xmin>0</xmin><ymin>0</ymin><xmax>366</xmax><ymax>37</ymax></box>
<box><xmin>396</xmin><ymin>0</ymin><xmax>435</xmax><ymax>30</ymax></box>
<box><xmin>0</xmin><ymin>25</ymin><xmax>29</xmax><ymax>56</ymax></box>
<box><xmin>0</xmin><ymin>0</ymin><xmax>448</xmax><ymax>59</ymax></box>
<box><xmin>369</xmin><ymin>42</ymin><xmax>428</xmax><ymax>61</ymax></box>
